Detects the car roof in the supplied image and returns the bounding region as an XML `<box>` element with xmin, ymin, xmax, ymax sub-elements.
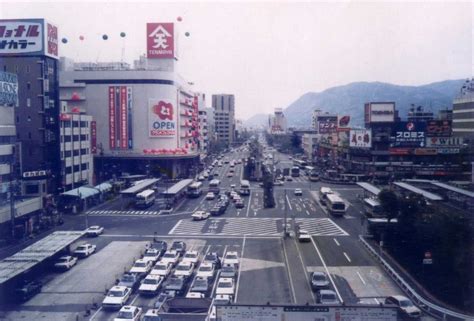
<box><xmin>89</xmin><ymin>225</ymin><xmax>100</xmax><ymax>229</ymax></box>
<box><xmin>226</xmin><ymin>251</ymin><xmax>238</xmax><ymax>255</ymax></box>
<box><xmin>185</xmin><ymin>250</ymin><xmax>198</xmax><ymax>255</ymax></box>
<box><xmin>144</xmin><ymin>274</ymin><xmax>162</xmax><ymax>280</ymax></box>
<box><xmin>312</xmin><ymin>271</ymin><xmax>326</xmax><ymax>276</ymax></box>
<box><xmin>165</xmin><ymin>250</ymin><xmax>178</xmax><ymax>254</ymax></box>
<box><xmin>135</xmin><ymin>258</ymin><xmax>148</xmax><ymax>263</ymax></box>
<box><xmin>199</xmin><ymin>262</ymin><xmax>213</xmax><ymax>267</ymax></box>
<box><xmin>319</xmin><ymin>289</ymin><xmax>336</xmax><ymax>295</ymax></box>
<box><xmin>177</xmin><ymin>261</ymin><xmax>193</xmax><ymax>266</ymax></box>
<box><xmin>218</xmin><ymin>277</ymin><xmax>233</xmax><ymax>282</ymax></box>
<box><xmin>120</xmin><ymin>305</ymin><xmax>139</xmax><ymax>311</ymax></box>
<box><xmin>111</xmin><ymin>285</ymin><xmax>127</xmax><ymax>291</ymax></box>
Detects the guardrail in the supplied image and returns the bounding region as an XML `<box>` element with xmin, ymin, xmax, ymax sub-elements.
<box><xmin>359</xmin><ymin>235</ymin><xmax>474</xmax><ymax>321</ymax></box>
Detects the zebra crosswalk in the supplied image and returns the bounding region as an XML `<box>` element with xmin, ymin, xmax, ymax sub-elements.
<box><xmin>86</xmin><ymin>210</ymin><xmax>162</xmax><ymax>216</ymax></box>
<box><xmin>168</xmin><ymin>217</ymin><xmax>349</xmax><ymax>237</ymax></box>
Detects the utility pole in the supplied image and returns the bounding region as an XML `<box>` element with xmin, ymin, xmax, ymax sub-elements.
<box><xmin>284</xmin><ymin>189</ymin><xmax>287</xmax><ymax>238</ymax></box>
<box><xmin>9</xmin><ymin>145</ymin><xmax>16</xmax><ymax>239</ymax></box>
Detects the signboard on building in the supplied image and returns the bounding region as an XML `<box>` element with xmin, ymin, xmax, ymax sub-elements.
<box><xmin>317</xmin><ymin>115</ymin><xmax>338</xmax><ymax>134</ymax></box>
<box><xmin>146</xmin><ymin>23</ymin><xmax>175</xmax><ymax>59</ymax></box>
<box><xmin>350</xmin><ymin>129</ymin><xmax>372</xmax><ymax>148</ymax></box>
<box><xmin>0</xmin><ymin>71</ymin><xmax>18</xmax><ymax>106</ymax></box>
<box><xmin>426</xmin><ymin>136</ymin><xmax>464</xmax><ymax>147</ymax></box>
<box><xmin>426</xmin><ymin>120</ymin><xmax>452</xmax><ymax>137</ymax></box>
<box><xmin>0</xmin><ymin>19</ymin><xmax>58</xmax><ymax>59</ymax></box>
<box><xmin>90</xmin><ymin>121</ymin><xmax>97</xmax><ymax>154</ymax></box>
<box><xmin>389</xmin><ymin>148</ymin><xmax>411</xmax><ymax>155</ymax></box>
<box><xmin>414</xmin><ymin>148</ymin><xmax>437</xmax><ymax>156</ymax></box>
<box><xmin>149</xmin><ymin>98</ymin><xmax>176</xmax><ymax>137</ymax></box>
<box><xmin>392</xmin><ymin>121</ymin><xmax>426</xmax><ymax>147</ymax></box>
<box><xmin>337</xmin><ymin>115</ymin><xmax>351</xmax><ymax>132</ymax></box>
<box><xmin>365</xmin><ymin>102</ymin><xmax>395</xmax><ymax>123</ymax></box>
<box><xmin>108</xmin><ymin>86</ymin><xmax>133</xmax><ymax>149</ymax></box>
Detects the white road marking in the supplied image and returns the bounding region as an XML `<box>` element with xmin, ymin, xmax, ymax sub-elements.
<box><xmin>294</xmin><ymin>239</ymin><xmax>316</xmax><ymax>303</ymax></box>
<box><xmin>246</xmin><ymin>192</ymin><xmax>252</xmax><ymax>217</ymax></box>
<box><xmin>286</xmin><ymin>194</ymin><xmax>293</xmax><ymax>211</ymax></box>
<box><xmin>310</xmin><ymin>237</ymin><xmax>344</xmax><ymax>303</ymax></box>
<box><xmin>169</xmin><ymin>220</ymin><xmax>183</xmax><ymax>234</ymax></box>
<box><xmin>305</xmin><ymin>210</ymin><xmax>310</xmax><ymax>215</ymax></box>
<box><xmin>89</xmin><ymin>307</ymin><xmax>102</xmax><ymax>320</ymax></box>
<box><xmin>344</xmin><ymin>252</ymin><xmax>352</xmax><ymax>263</ymax></box>
<box><xmin>234</xmin><ymin>237</ymin><xmax>246</xmax><ymax>302</ymax></box>
<box><xmin>374</xmin><ymin>298</ymin><xmax>380</xmax><ymax>304</ymax></box>
<box><xmin>333</xmin><ymin>238</ymin><xmax>340</xmax><ymax>246</ymax></box>
<box><xmin>356</xmin><ymin>271</ymin><xmax>366</xmax><ymax>285</ymax></box>
<box><xmin>281</xmin><ymin>239</ymin><xmax>296</xmax><ymax>304</ymax></box>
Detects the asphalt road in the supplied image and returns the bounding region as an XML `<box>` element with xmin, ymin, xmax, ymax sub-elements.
<box><xmin>0</xmin><ymin>146</ymin><xmax>436</xmax><ymax>321</ymax></box>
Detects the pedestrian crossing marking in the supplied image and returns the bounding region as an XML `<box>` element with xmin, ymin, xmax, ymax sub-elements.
<box><xmin>86</xmin><ymin>210</ymin><xmax>161</xmax><ymax>216</ymax></box>
<box><xmin>168</xmin><ymin>217</ymin><xmax>349</xmax><ymax>237</ymax></box>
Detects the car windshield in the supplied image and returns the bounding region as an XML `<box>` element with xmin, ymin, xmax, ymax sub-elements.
<box><xmin>205</xmin><ymin>254</ymin><xmax>216</xmax><ymax>261</ymax></box>
<box><xmin>155</xmin><ymin>264</ymin><xmax>167</xmax><ymax>270</ymax></box>
<box><xmin>226</xmin><ymin>254</ymin><xmax>238</xmax><ymax>260</ymax></box>
<box><xmin>163</xmin><ymin>253</ymin><xmax>175</xmax><ymax>258</ymax></box>
<box><xmin>219</xmin><ymin>281</ymin><xmax>232</xmax><ymax>288</ymax></box>
<box><xmin>195</xmin><ymin>280</ymin><xmax>207</xmax><ymax>287</ymax></box>
<box><xmin>322</xmin><ymin>294</ymin><xmax>336</xmax><ymax>300</ymax></box>
<box><xmin>77</xmin><ymin>246</ymin><xmax>86</xmax><ymax>250</ymax></box>
<box><xmin>222</xmin><ymin>266</ymin><xmax>234</xmax><ymax>272</ymax></box>
<box><xmin>144</xmin><ymin>278</ymin><xmax>159</xmax><ymax>285</ymax></box>
<box><xmin>116</xmin><ymin>311</ymin><xmax>133</xmax><ymax>318</ymax></box>
<box><xmin>400</xmin><ymin>299</ymin><xmax>414</xmax><ymax>307</ymax></box>
<box><xmin>121</xmin><ymin>275</ymin><xmax>134</xmax><ymax>282</ymax></box>
<box><xmin>184</xmin><ymin>253</ymin><xmax>197</xmax><ymax>259</ymax></box>
<box><xmin>200</xmin><ymin>266</ymin><xmax>212</xmax><ymax>272</ymax></box>
<box><xmin>144</xmin><ymin>251</ymin><xmax>156</xmax><ymax>257</ymax></box>
<box><xmin>168</xmin><ymin>278</ymin><xmax>182</xmax><ymax>286</ymax></box>
<box><xmin>134</xmin><ymin>262</ymin><xmax>146</xmax><ymax>268</ymax></box>
<box><xmin>313</xmin><ymin>274</ymin><xmax>326</xmax><ymax>281</ymax></box>
<box><xmin>108</xmin><ymin>290</ymin><xmax>124</xmax><ymax>297</ymax></box>
<box><xmin>177</xmin><ymin>264</ymin><xmax>190</xmax><ymax>271</ymax></box>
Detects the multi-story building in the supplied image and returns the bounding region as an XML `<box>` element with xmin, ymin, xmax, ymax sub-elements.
<box><xmin>0</xmin><ymin>19</ymin><xmax>61</xmax><ymax>197</ymax></box>
<box><xmin>302</xmin><ymin>133</ymin><xmax>319</xmax><ymax>160</ymax></box>
<box><xmin>269</xmin><ymin>108</ymin><xmax>287</xmax><ymax>134</ymax></box>
<box><xmin>407</xmin><ymin>105</ymin><xmax>434</xmax><ymax>122</ymax></box>
<box><xmin>452</xmin><ymin>78</ymin><xmax>474</xmax><ymax>137</ymax></box>
<box><xmin>198</xmin><ymin>109</ymin><xmax>209</xmax><ymax>155</ymax></box>
<box><xmin>212</xmin><ymin>94</ymin><xmax>235</xmax><ymax>147</ymax></box>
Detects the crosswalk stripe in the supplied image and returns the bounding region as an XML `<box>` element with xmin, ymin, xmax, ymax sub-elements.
<box><xmin>86</xmin><ymin>210</ymin><xmax>163</xmax><ymax>216</ymax></box>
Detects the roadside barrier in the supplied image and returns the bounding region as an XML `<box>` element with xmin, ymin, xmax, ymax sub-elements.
<box><xmin>359</xmin><ymin>235</ymin><xmax>474</xmax><ymax>321</ymax></box>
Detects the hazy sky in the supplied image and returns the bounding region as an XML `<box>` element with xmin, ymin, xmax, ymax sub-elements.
<box><xmin>1</xmin><ymin>1</ymin><xmax>472</xmax><ymax>119</ymax></box>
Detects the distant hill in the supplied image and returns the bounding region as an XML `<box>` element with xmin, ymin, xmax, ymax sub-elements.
<box><xmin>283</xmin><ymin>80</ymin><xmax>465</xmax><ymax>127</ymax></box>
<box><xmin>243</xmin><ymin>113</ymin><xmax>270</xmax><ymax>128</ymax></box>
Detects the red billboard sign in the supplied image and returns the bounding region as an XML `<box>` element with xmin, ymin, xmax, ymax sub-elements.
<box><xmin>108</xmin><ymin>87</ymin><xmax>116</xmax><ymax>149</ymax></box>
<box><xmin>46</xmin><ymin>22</ymin><xmax>58</xmax><ymax>58</ymax></box>
<box><xmin>91</xmin><ymin>121</ymin><xmax>97</xmax><ymax>154</ymax></box>
<box><xmin>109</xmin><ymin>86</ymin><xmax>133</xmax><ymax>150</ymax></box>
<box><xmin>149</xmin><ymin>99</ymin><xmax>176</xmax><ymax>137</ymax></box>
<box><xmin>147</xmin><ymin>23</ymin><xmax>174</xmax><ymax>59</ymax></box>
<box><xmin>120</xmin><ymin>87</ymin><xmax>128</xmax><ymax>149</ymax></box>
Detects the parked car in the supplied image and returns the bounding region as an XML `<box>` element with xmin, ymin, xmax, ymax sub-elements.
<box><xmin>15</xmin><ymin>280</ymin><xmax>42</xmax><ymax>302</ymax></box>
<box><xmin>196</xmin><ymin>262</ymin><xmax>216</xmax><ymax>279</ymax></box>
<box><xmin>143</xmin><ymin>248</ymin><xmax>161</xmax><ymax>263</ymax></box>
<box><xmin>118</xmin><ymin>273</ymin><xmax>141</xmax><ymax>292</ymax></box>
<box><xmin>164</xmin><ymin>276</ymin><xmax>186</xmax><ymax>295</ymax></box>
<box><xmin>223</xmin><ymin>251</ymin><xmax>239</xmax><ymax>266</ymax></box>
<box><xmin>220</xmin><ymin>263</ymin><xmax>237</xmax><ymax>278</ymax></box>
<box><xmin>129</xmin><ymin>259</ymin><xmax>153</xmax><ymax>275</ymax></box>
<box><xmin>204</xmin><ymin>252</ymin><xmax>221</xmax><ymax>269</ymax></box>
<box><xmin>102</xmin><ymin>285</ymin><xmax>132</xmax><ymax>310</ymax></box>
<box><xmin>54</xmin><ymin>255</ymin><xmax>78</xmax><ymax>270</ymax></box>
<box><xmin>182</xmin><ymin>250</ymin><xmax>199</xmax><ymax>264</ymax></box>
<box><xmin>317</xmin><ymin>289</ymin><xmax>339</xmax><ymax>304</ymax></box>
<box><xmin>310</xmin><ymin>271</ymin><xmax>330</xmax><ymax>290</ymax></box>
<box><xmin>150</xmin><ymin>261</ymin><xmax>173</xmax><ymax>277</ymax></box>
<box><xmin>173</xmin><ymin>262</ymin><xmax>195</xmax><ymax>278</ymax></box>
<box><xmin>150</xmin><ymin>240</ymin><xmax>167</xmax><ymax>257</ymax></box>
<box><xmin>385</xmin><ymin>295</ymin><xmax>422</xmax><ymax>319</ymax></box>
<box><xmin>197</xmin><ymin>176</ymin><xmax>205</xmax><ymax>181</ymax></box>
<box><xmin>170</xmin><ymin>241</ymin><xmax>186</xmax><ymax>256</ymax></box>
<box><xmin>85</xmin><ymin>225</ymin><xmax>104</xmax><ymax>237</ymax></box>
<box><xmin>160</xmin><ymin>250</ymin><xmax>180</xmax><ymax>267</ymax></box>
<box><xmin>73</xmin><ymin>243</ymin><xmax>96</xmax><ymax>258</ymax></box>
<box><xmin>297</xmin><ymin>230</ymin><xmax>311</xmax><ymax>243</ymax></box>
<box><xmin>190</xmin><ymin>276</ymin><xmax>210</xmax><ymax>293</ymax></box>
<box><xmin>114</xmin><ymin>305</ymin><xmax>142</xmax><ymax>321</ymax></box>
<box><xmin>192</xmin><ymin>211</ymin><xmax>210</xmax><ymax>221</ymax></box>
<box><xmin>139</xmin><ymin>275</ymin><xmax>164</xmax><ymax>296</ymax></box>
<box><xmin>215</xmin><ymin>277</ymin><xmax>235</xmax><ymax>296</ymax></box>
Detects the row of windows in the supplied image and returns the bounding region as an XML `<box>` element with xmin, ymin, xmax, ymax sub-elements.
<box><xmin>61</xmin><ymin>135</ymin><xmax>89</xmax><ymax>143</ymax></box>
<box><xmin>62</xmin><ymin>121</ymin><xmax>90</xmax><ymax>128</ymax></box>
<box><xmin>3</xmin><ymin>65</ymin><xmax>32</xmax><ymax>73</ymax></box>
<box><xmin>62</xmin><ymin>148</ymin><xmax>90</xmax><ymax>158</ymax></box>
<box><xmin>64</xmin><ymin>163</ymin><xmax>89</xmax><ymax>174</ymax></box>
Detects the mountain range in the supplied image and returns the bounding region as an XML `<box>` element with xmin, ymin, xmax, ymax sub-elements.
<box><xmin>244</xmin><ymin>79</ymin><xmax>465</xmax><ymax>128</ymax></box>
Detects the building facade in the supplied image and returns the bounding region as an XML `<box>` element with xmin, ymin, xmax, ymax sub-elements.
<box><xmin>212</xmin><ymin>94</ymin><xmax>235</xmax><ymax>147</ymax></box>
<box><xmin>198</xmin><ymin>110</ymin><xmax>209</xmax><ymax>156</ymax></box>
<box><xmin>452</xmin><ymin>79</ymin><xmax>474</xmax><ymax>137</ymax></box>
<box><xmin>269</xmin><ymin>108</ymin><xmax>287</xmax><ymax>134</ymax></box>
<box><xmin>302</xmin><ymin>133</ymin><xmax>319</xmax><ymax>160</ymax></box>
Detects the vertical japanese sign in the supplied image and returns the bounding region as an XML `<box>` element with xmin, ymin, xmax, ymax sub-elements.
<box><xmin>45</xmin><ymin>22</ymin><xmax>58</xmax><ymax>59</ymax></box>
<box><xmin>108</xmin><ymin>87</ymin><xmax>116</xmax><ymax>149</ymax></box>
<box><xmin>146</xmin><ymin>23</ymin><xmax>175</xmax><ymax>59</ymax></box>
<box><xmin>127</xmin><ymin>87</ymin><xmax>133</xmax><ymax>149</ymax></box>
<box><xmin>90</xmin><ymin>121</ymin><xmax>97</xmax><ymax>154</ymax></box>
<box><xmin>120</xmin><ymin>86</ymin><xmax>128</xmax><ymax>149</ymax></box>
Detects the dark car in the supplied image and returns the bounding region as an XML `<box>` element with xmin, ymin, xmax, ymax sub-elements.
<box><xmin>15</xmin><ymin>280</ymin><xmax>42</xmax><ymax>302</ymax></box>
<box><xmin>154</xmin><ymin>292</ymin><xmax>170</xmax><ymax>310</ymax></box>
<box><xmin>204</xmin><ymin>252</ymin><xmax>221</xmax><ymax>269</ymax></box>
<box><xmin>235</xmin><ymin>200</ymin><xmax>244</xmax><ymax>209</ymax></box>
<box><xmin>208</xmin><ymin>175</ymin><xmax>214</xmax><ymax>181</ymax></box>
<box><xmin>170</xmin><ymin>241</ymin><xmax>186</xmax><ymax>256</ymax></box>
<box><xmin>210</xmin><ymin>205</ymin><xmax>224</xmax><ymax>216</ymax></box>
<box><xmin>150</xmin><ymin>240</ymin><xmax>168</xmax><ymax>257</ymax></box>
<box><xmin>164</xmin><ymin>276</ymin><xmax>186</xmax><ymax>295</ymax></box>
<box><xmin>118</xmin><ymin>273</ymin><xmax>141</xmax><ymax>292</ymax></box>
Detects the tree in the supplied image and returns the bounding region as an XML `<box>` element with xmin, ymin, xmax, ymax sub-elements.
<box><xmin>378</xmin><ymin>189</ymin><xmax>399</xmax><ymax>222</ymax></box>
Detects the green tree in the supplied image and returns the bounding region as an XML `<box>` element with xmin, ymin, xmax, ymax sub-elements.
<box><xmin>378</xmin><ymin>189</ymin><xmax>399</xmax><ymax>222</ymax></box>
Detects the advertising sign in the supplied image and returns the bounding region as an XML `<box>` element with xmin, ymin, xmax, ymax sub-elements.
<box><xmin>350</xmin><ymin>129</ymin><xmax>372</xmax><ymax>148</ymax></box>
<box><xmin>149</xmin><ymin>98</ymin><xmax>176</xmax><ymax>137</ymax></box>
<box><xmin>147</xmin><ymin>23</ymin><xmax>175</xmax><ymax>59</ymax></box>
<box><xmin>414</xmin><ymin>148</ymin><xmax>437</xmax><ymax>156</ymax></box>
<box><xmin>337</xmin><ymin>115</ymin><xmax>351</xmax><ymax>132</ymax></box>
<box><xmin>120</xmin><ymin>87</ymin><xmax>128</xmax><ymax>149</ymax></box>
<box><xmin>365</xmin><ymin>102</ymin><xmax>395</xmax><ymax>123</ymax></box>
<box><xmin>317</xmin><ymin>116</ymin><xmax>338</xmax><ymax>134</ymax></box>
<box><xmin>0</xmin><ymin>19</ymin><xmax>58</xmax><ymax>59</ymax></box>
<box><xmin>90</xmin><ymin>121</ymin><xmax>97</xmax><ymax>154</ymax></box>
<box><xmin>0</xmin><ymin>71</ymin><xmax>18</xmax><ymax>106</ymax></box>
<box><xmin>108</xmin><ymin>87</ymin><xmax>116</xmax><ymax>149</ymax></box>
<box><xmin>108</xmin><ymin>86</ymin><xmax>133</xmax><ymax>150</ymax></box>
<box><xmin>426</xmin><ymin>136</ymin><xmax>464</xmax><ymax>147</ymax></box>
<box><xmin>392</xmin><ymin>121</ymin><xmax>426</xmax><ymax>147</ymax></box>
<box><xmin>127</xmin><ymin>87</ymin><xmax>133</xmax><ymax>149</ymax></box>
<box><xmin>389</xmin><ymin>148</ymin><xmax>411</xmax><ymax>155</ymax></box>
<box><xmin>426</xmin><ymin>120</ymin><xmax>452</xmax><ymax>137</ymax></box>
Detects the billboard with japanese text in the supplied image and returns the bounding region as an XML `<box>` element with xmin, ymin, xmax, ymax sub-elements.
<box><xmin>349</xmin><ymin>129</ymin><xmax>372</xmax><ymax>148</ymax></box>
<box><xmin>108</xmin><ymin>86</ymin><xmax>133</xmax><ymax>149</ymax></box>
<box><xmin>317</xmin><ymin>115</ymin><xmax>338</xmax><ymax>134</ymax></box>
<box><xmin>365</xmin><ymin>102</ymin><xmax>395</xmax><ymax>123</ymax></box>
<box><xmin>392</xmin><ymin>121</ymin><xmax>426</xmax><ymax>148</ymax></box>
<box><xmin>0</xmin><ymin>71</ymin><xmax>18</xmax><ymax>106</ymax></box>
<box><xmin>90</xmin><ymin>121</ymin><xmax>97</xmax><ymax>154</ymax></box>
<box><xmin>147</xmin><ymin>23</ymin><xmax>175</xmax><ymax>59</ymax></box>
<box><xmin>148</xmin><ymin>98</ymin><xmax>177</xmax><ymax>137</ymax></box>
<box><xmin>0</xmin><ymin>19</ymin><xmax>58</xmax><ymax>59</ymax></box>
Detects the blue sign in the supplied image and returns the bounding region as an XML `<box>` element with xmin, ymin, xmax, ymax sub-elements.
<box><xmin>392</xmin><ymin>121</ymin><xmax>427</xmax><ymax>148</ymax></box>
<box><xmin>0</xmin><ymin>71</ymin><xmax>18</xmax><ymax>106</ymax></box>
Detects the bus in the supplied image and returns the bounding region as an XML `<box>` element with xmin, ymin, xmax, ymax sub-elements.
<box><xmin>291</xmin><ymin>166</ymin><xmax>300</xmax><ymax>177</ymax></box>
<box><xmin>240</xmin><ymin>180</ymin><xmax>250</xmax><ymax>196</ymax></box>
<box><xmin>209</xmin><ymin>179</ymin><xmax>221</xmax><ymax>194</ymax></box>
<box><xmin>326</xmin><ymin>194</ymin><xmax>346</xmax><ymax>216</ymax></box>
<box><xmin>319</xmin><ymin>187</ymin><xmax>334</xmax><ymax>205</ymax></box>
<box><xmin>304</xmin><ymin>166</ymin><xmax>315</xmax><ymax>175</ymax></box>
<box><xmin>135</xmin><ymin>189</ymin><xmax>156</xmax><ymax>208</ymax></box>
<box><xmin>293</xmin><ymin>159</ymin><xmax>308</xmax><ymax>168</ymax></box>
<box><xmin>363</xmin><ymin>198</ymin><xmax>383</xmax><ymax>217</ymax></box>
<box><xmin>309</xmin><ymin>171</ymin><xmax>320</xmax><ymax>182</ymax></box>
<box><xmin>187</xmin><ymin>181</ymin><xmax>203</xmax><ymax>198</ymax></box>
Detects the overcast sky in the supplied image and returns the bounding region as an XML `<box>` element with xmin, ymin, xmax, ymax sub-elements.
<box><xmin>1</xmin><ymin>1</ymin><xmax>472</xmax><ymax>119</ymax></box>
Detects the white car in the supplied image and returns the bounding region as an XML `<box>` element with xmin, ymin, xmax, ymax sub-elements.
<box><xmin>318</xmin><ymin>289</ymin><xmax>340</xmax><ymax>304</ymax></box>
<box><xmin>129</xmin><ymin>259</ymin><xmax>153</xmax><ymax>274</ymax></box>
<box><xmin>173</xmin><ymin>262</ymin><xmax>195</xmax><ymax>278</ymax></box>
<box><xmin>102</xmin><ymin>286</ymin><xmax>132</xmax><ymax>310</ymax></box>
<box><xmin>223</xmin><ymin>251</ymin><xmax>239</xmax><ymax>266</ymax></box>
<box><xmin>196</xmin><ymin>262</ymin><xmax>216</xmax><ymax>279</ymax></box>
<box><xmin>138</xmin><ymin>275</ymin><xmax>163</xmax><ymax>296</ymax></box>
<box><xmin>160</xmin><ymin>250</ymin><xmax>180</xmax><ymax>267</ymax></box>
<box><xmin>150</xmin><ymin>261</ymin><xmax>173</xmax><ymax>277</ymax></box>
<box><xmin>186</xmin><ymin>292</ymin><xmax>205</xmax><ymax>298</ymax></box>
<box><xmin>197</xmin><ymin>175</ymin><xmax>205</xmax><ymax>181</ymax></box>
<box><xmin>191</xmin><ymin>211</ymin><xmax>210</xmax><ymax>221</ymax></box>
<box><xmin>73</xmin><ymin>243</ymin><xmax>96</xmax><ymax>258</ymax></box>
<box><xmin>230</xmin><ymin>184</ymin><xmax>236</xmax><ymax>190</ymax></box>
<box><xmin>143</xmin><ymin>248</ymin><xmax>161</xmax><ymax>263</ymax></box>
<box><xmin>114</xmin><ymin>305</ymin><xmax>142</xmax><ymax>321</ymax></box>
<box><xmin>294</xmin><ymin>188</ymin><xmax>303</xmax><ymax>196</ymax></box>
<box><xmin>385</xmin><ymin>295</ymin><xmax>422</xmax><ymax>319</ymax></box>
<box><xmin>206</xmin><ymin>192</ymin><xmax>216</xmax><ymax>200</ymax></box>
<box><xmin>215</xmin><ymin>277</ymin><xmax>235</xmax><ymax>296</ymax></box>
<box><xmin>182</xmin><ymin>250</ymin><xmax>199</xmax><ymax>265</ymax></box>
<box><xmin>86</xmin><ymin>225</ymin><xmax>104</xmax><ymax>237</ymax></box>
<box><xmin>298</xmin><ymin>229</ymin><xmax>312</xmax><ymax>242</ymax></box>
<box><xmin>54</xmin><ymin>255</ymin><xmax>78</xmax><ymax>270</ymax></box>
